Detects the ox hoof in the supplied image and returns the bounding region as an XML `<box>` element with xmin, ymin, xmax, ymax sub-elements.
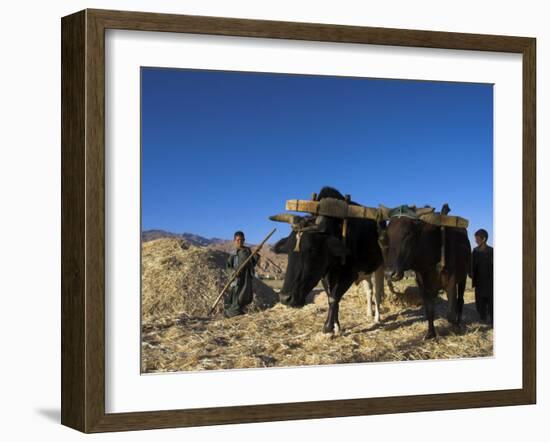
<box><xmin>313</xmin><ymin>331</ymin><xmax>334</xmax><ymax>342</ymax></box>
<box><xmin>321</xmin><ymin>323</ymin><xmax>341</xmax><ymax>337</ymax></box>
<box><xmin>446</xmin><ymin>313</ymin><xmax>459</xmax><ymax>326</ymax></box>
<box><xmin>450</xmin><ymin>323</ymin><xmax>463</xmax><ymax>334</ymax></box>
<box><xmin>424</xmin><ymin>330</ymin><xmax>437</xmax><ymax>340</ymax></box>
<box><xmin>322</xmin><ymin>323</ymin><xmax>334</xmax><ymax>334</ymax></box>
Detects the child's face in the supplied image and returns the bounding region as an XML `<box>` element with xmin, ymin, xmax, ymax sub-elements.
<box><xmin>475</xmin><ymin>235</ymin><xmax>486</xmax><ymax>246</ymax></box>
<box><xmin>234</xmin><ymin>235</ymin><xmax>244</xmax><ymax>248</ymax></box>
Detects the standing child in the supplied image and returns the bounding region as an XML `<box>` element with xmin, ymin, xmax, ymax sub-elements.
<box><xmin>471</xmin><ymin>228</ymin><xmax>494</xmax><ymax>325</ymax></box>
<box><xmin>224</xmin><ymin>231</ymin><xmax>260</xmax><ymax>318</ymax></box>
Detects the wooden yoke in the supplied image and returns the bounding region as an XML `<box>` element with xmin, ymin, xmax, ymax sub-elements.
<box><xmin>285</xmin><ymin>198</ymin><xmax>379</xmax><ymax>220</ymax></box>
<box><xmin>283</xmin><ymin>198</ymin><xmax>468</xmax><ymax>274</ymax></box>
<box><xmin>284</xmin><ymin>196</ymin><xmax>381</xmax><ymax>266</ymax></box>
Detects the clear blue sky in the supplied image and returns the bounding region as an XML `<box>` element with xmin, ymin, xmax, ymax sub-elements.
<box><xmin>141</xmin><ymin>68</ymin><xmax>493</xmax><ymax>246</ymax></box>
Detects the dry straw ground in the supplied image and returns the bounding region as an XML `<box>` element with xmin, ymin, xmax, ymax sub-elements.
<box><xmin>141</xmin><ymin>238</ymin><xmax>493</xmax><ymax>373</ymax></box>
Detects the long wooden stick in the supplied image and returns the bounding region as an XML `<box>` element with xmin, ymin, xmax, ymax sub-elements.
<box><xmin>208</xmin><ymin>228</ymin><xmax>277</xmax><ymax>315</ymax></box>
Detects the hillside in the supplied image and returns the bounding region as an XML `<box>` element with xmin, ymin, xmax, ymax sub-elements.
<box><xmin>141</xmin><ymin>229</ymin><xmax>225</xmax><ymax>246</ymax></box>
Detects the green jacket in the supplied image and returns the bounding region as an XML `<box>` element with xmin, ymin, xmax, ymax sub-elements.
<box><xmin>226</xmin><ymin>246</ymin><xmax>258</xmax><ymax>282</ymax></box>
<box><xmin>224</xmin><ymin>246</ymin><xmax>259</xmax><ymax>314</ymax></box>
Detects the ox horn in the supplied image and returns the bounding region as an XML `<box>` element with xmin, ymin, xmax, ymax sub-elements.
<box><xmin>269</xmin><ymin>213</ymin><xmax>301</xmax><ymax>225</ymax></box>
<box><xmin>415</xmin><ymin>206</ymin><xmax>435</xmax><ymax>216</ymax></box>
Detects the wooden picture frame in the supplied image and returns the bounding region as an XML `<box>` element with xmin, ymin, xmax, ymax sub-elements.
<box><xmin>61</xmin><ymin>8</ymin><xmax>536</xmax><ymax>433</ymax></box>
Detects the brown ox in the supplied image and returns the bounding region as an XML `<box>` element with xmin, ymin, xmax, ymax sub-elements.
<box><xmin>379</xmin><ymin>206</ymin><xmax>471</xmax><ymax>339</ymax></box>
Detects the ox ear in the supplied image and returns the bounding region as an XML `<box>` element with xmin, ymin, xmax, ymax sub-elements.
<box><xmin>326</xmin><ymin>236</ymin><xmax>349</xmax><ymax>258</ymax></box>
<box><xmin>273</xmin><ymin>236</ymin><xmax>292</xmax><ymax>254</ymax></box>
<box><xmin>377</xmin><ymin>218</ymin><xmax>388</xmax><ymax>236</ymax></box>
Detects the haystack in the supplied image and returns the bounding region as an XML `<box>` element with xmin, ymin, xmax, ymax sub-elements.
<box><xmin>141</xmin><ymin>238</ymin><xmax>278</xmax><ymax>324</ymax></box>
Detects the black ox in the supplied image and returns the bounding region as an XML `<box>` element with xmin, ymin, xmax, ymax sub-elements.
<box><xmin>379</xmin><ymin>206</ymin><xmax>471</xmax><ymax>339</ymax></box>
<box><xmin>270</xmin><ymin>187</ymin><xmax>385</xmax><ymax>334</ymax></box>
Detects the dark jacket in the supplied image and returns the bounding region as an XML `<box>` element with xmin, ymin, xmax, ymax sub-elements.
<box><xmin>472</xmin><ymin>245</ymin><xmax>493</xmax><ymax>297</ymax></box>
<box><xmin>224</xmin><ymin>246</ymin><xmax>259</xmax><ymax>314</ymax></box>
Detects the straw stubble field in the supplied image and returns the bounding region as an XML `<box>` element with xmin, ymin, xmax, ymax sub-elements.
<box><xmin>141</xmin><ymin>238</ymin><xmax>493</xmax><ymax>373</ymax></box>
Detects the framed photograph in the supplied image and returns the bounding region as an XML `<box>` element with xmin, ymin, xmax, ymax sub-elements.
<box><xmin>61</xmin><ymin>9</ymin><xmax>536</xmax><ymax>433</ymax></box>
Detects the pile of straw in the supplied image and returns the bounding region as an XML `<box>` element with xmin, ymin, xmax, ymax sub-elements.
<box><xmin>141</xmin><ymin>271</ymin><xmax>493</xmax><ymax>373</ymax></box>
<box><xmin>141</xmin><ymin>238</ymin><xmax>278</xmax><ymax>324</ymax></box>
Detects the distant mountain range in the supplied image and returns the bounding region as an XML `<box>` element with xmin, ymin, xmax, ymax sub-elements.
<box><xmin>141</xmin><ymin>229</ymin><xmax>226</xmax><ymax>246</ymax></box>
